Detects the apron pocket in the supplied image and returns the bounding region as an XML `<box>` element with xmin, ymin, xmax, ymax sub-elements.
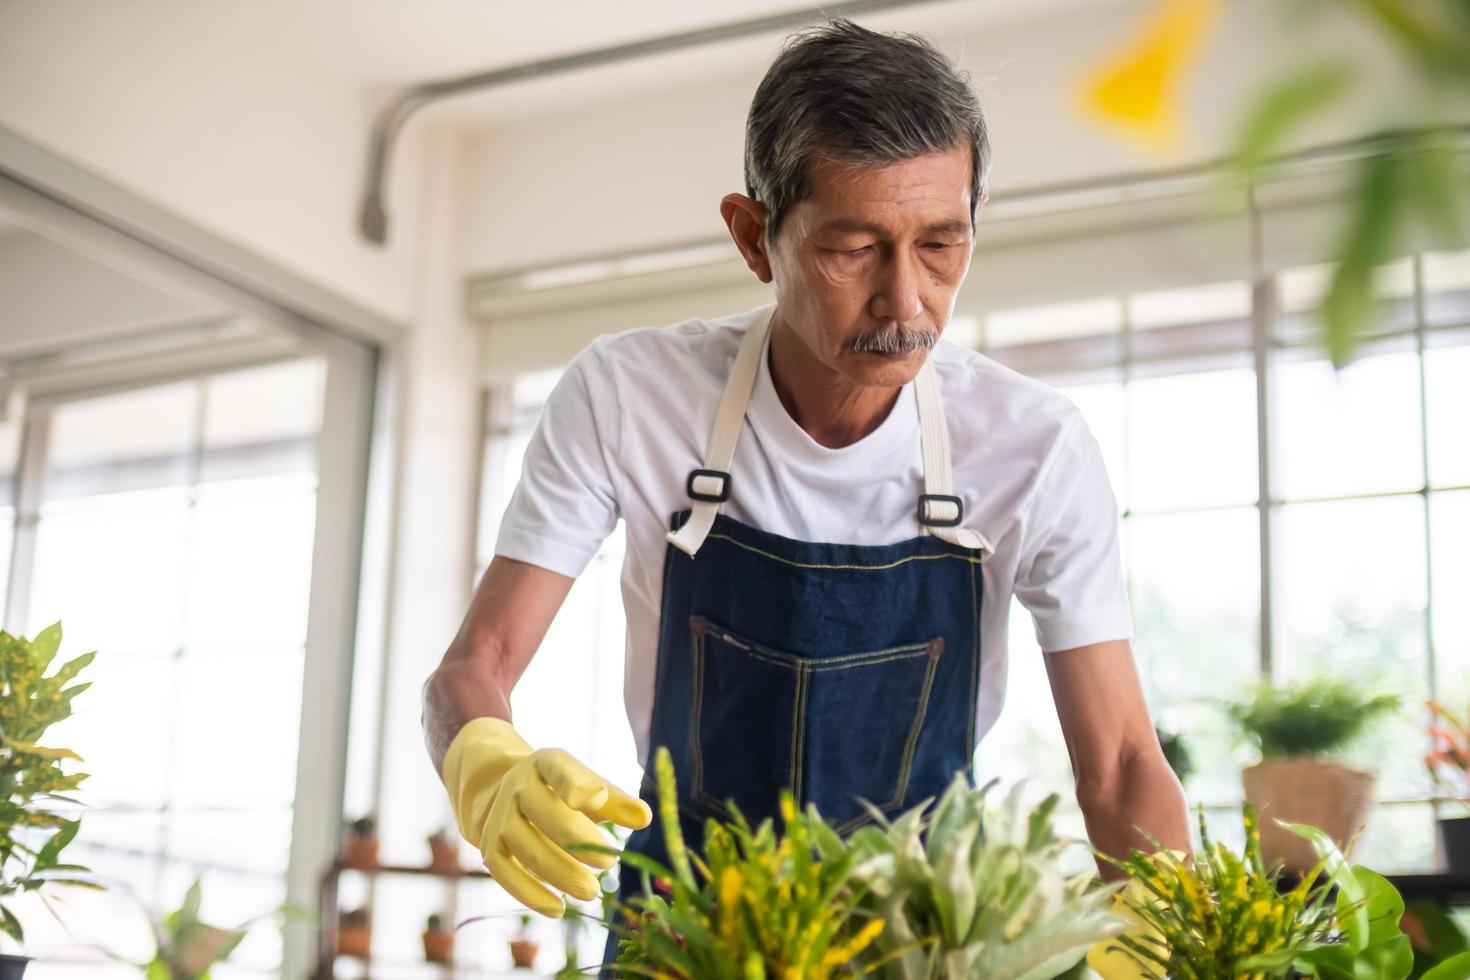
<box><xmin>801</xmin><ymin>637</ymin><xmax>942</xmax><ymax>833</ymax></box>
<box><xmin>688</xmin><ymin>614</ymin><xmax>941</xmax><ymax>834</ymax></box>
<box><xmin>688</xmin><ymin>615</ymin><xmax>800</xmax><ymax>823</ymax></box>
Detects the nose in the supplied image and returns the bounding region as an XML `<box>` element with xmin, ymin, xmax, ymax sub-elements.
<box><xmin>869</xmin><ymin>247</ymin><xmax>923</xmax><ymax>325</ymax></box>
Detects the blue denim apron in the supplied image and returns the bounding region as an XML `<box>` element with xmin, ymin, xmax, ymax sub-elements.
<box><xmin>600</xmin><ymin>304</ymin><xmax>991</xmax><ymax>970</ymax></box>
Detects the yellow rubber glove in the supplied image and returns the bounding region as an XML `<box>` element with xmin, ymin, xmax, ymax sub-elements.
<box><xmin>1087</xmin><ymin>851</ymin><xmax>1186</xmax><ymax>980</ymax></box>
<box><xmin>439</xmin><ymin>716</ymin><xmax>652</xmax><ymax>917</ymax></box>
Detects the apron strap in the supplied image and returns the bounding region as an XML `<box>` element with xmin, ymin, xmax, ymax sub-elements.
<box><xmin>915</xmin><ymin>359</ymin><xmax>994</xmax><ymax>554</ymax></box>
<box><xmin>666</xmin><ymin>304</ymin><xmax>774</xmax><ymax>556</ymax></box>
<box><xmin>668</xmin><ymin>304</ymin><xmax>994</xmax><ymax>556</ymax></box>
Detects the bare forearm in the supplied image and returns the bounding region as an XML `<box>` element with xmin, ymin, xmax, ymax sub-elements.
<box><xmin>1078</xmin><ymin>753</ymin><xmax>1191</xmax><ymax>881</ymax></box>
<box><xmin>422</xmin><ymin>643</ymin><xmax>514</xmax><ymax>775</ymax></box>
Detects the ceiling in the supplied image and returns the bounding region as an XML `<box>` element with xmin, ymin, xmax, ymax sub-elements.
<box><xmin>218</xmin><ymin>0</ymin><xmax>1133</xmax><ymax>127</ymax></box>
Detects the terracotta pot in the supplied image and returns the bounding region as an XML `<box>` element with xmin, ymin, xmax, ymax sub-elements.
<box><xmin>422</xmin><ymin>928</ymin><xmax>454</xmax><ymax>964</ymax></box>
<box><xmin>1440</xmin><ymin>815</ymin><xmax>1470</xmax><ymax>874</ymax></box>
<box><xmin>343</xmin><ymin>835</ymin><xmax>380</xmax><ymax>870</ymax></box>
<box><xmin>337</xmin><ymin>923</ymin><xmax>372</xmax><ymax>959</ymax></box>
<box><xmin>0</xmin><ymin>955</ymin><xmax>29</xmax><ymax>980</ymax></box>
<box><xmin>509</xmin><ymin>938</ymin><xmax>539</xmax><ymax>969</ymax></box>
<box><xmin>428</xmin><ymin>838</ymin><xmax>461</xmax><ymax>875</ymax></box>
<box><xmin>1243</xmin><ymin>759</ymin><xmax>1376</xmax><ymax>873</ymax></box>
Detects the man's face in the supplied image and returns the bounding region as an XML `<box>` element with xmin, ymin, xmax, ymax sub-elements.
<box><xmin>768</xmin><ymin>142</ymin><xmax>975</xmax><ymax>389</ymax></box>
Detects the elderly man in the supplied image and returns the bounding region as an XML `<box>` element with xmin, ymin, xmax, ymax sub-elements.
<box><xmin>423</xmin><ymin>15</ymin><xmax>1190</xmax><ymax>963</ymax></box>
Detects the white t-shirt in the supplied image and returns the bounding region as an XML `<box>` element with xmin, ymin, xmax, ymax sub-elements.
<box><xmin>495</xmin><ymin>302</ymin><xmax>1133</xmax><ymax>762</ymax></box>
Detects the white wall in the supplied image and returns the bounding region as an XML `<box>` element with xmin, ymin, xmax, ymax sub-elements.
<box><xmin>0</xmin><ymin>0</ymin><xmax>429</xmax><ymax>324</ymax></box>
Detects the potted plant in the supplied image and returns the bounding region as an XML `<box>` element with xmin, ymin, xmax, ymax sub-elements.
<box><xmin>509</xmin><ymin>912</ymin><xmax>539</xmax><ymax>969</ymax></box>
<box><xmin>1426</xmin><ymin>699</ymin><xmax>1470</xmax><ymax>875</ymax></box>
<box><xmin>837</xmin><ymin>777</ymin><xmax>1123</xmax><ymax>978</ymax></box>
<box><xmin>336</xmin><ymin>907</ymin><xmax>371</xmax><ymax>959</ymax></box>
<box><xmin>124</xmin><ymin>875</ymin><xmax>309</xmax><ymax>979</ymax></box>
<box><xmin>422</xmin><ymin>912</ymin><xmax>453</xmax><ymax>964</ymax></box>
<box><xmin>0</xmin><ymin>624</ymin><xmax>99</xmax><ymax>977</ymax></box>
<box><xmin>1226</xmin><ymin>676</ymin><xmax>1400</xmax><ymax>872</ymax></box>
<box><xmin>342</xmin><ymin>815</ymin><xmax>378</xmax><ymax>870</ymax></box>
<box><xmin>1089</xmin><ymin>805</ymin><xmax>1427</xmax><ymax>979</ymax></box>
<box><xmin>426</xmin><ymin>826</ymin><xmax>460</xmax><ymax>875</ymax></box>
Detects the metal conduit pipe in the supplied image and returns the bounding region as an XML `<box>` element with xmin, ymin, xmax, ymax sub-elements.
<box><xmin>358</xmin><ymin>0</ymin><xmax>951</xmax><ymax>244</ymax></box>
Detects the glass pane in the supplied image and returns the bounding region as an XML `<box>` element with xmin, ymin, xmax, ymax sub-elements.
<box><xmin>170</xmin><ymin>648</ymin><xmax>304</xmax><ymax>808</ymax></box>
<box><xmin>0</xmin><ymin>506</ymin><xmax>12</xmax><ymax>618</ymax></box>
<box><xmin>71</xmin><ymin>809</ymin><xmax>165</xmax><ymax>907</ymax></box>
<box><xmin>1431</xmin><ymin>490</ymin><xmax>1470</xmax><ymax>714</ymax></box>
<box><xmin>1425</xmin><ymin>342</ymin><xmax>1470</xmax><ymax>490</ymax></box>
<box><xmin>0</xmin><ymin>416</ymin><xmax>18</xmax><ymax>509</ymax></box>
<box><xmin>1128</xmin><ymin>281</ymin><xmax>1251</xmax><ymax>330</ymax></box>
<box><xmin>1059</xmin><ymin>381</ymin><xmax>1126</xmax><ymax>509</ymax></box>
<box><xmin>974</xmin><ymin>597</ymin><xmax>1075</xmax><ymax>804</ymax></box>
<box><xmin>1279</xmin><ymin>497</ymin><xmax>1428</xmax><ymax>797</ymax></box>
<box><xmin>1275</xmin><ymin>350</ymin><xmax>1423</xmax><ymax>500</ymax></box>
<box><xmin>47</xmin><ymin>655</ymin><xmax>177</xmax><ymax>809</ymax></box>
<box><xmin>45</xmin><ymin>382</ymin><xmax>197</xmax><ymax>500</ymax></box>
<box><xmin>1353</xmin><ymin>802</ymin><xmax>1437</xmax><ymax>873</ymax></box>
<box><xmin>201</xmin><ymin>359</ymin><xmax>323</xmax><ymax>483</ymax></box>
<box><xmin>165</xmin><ymin>807</ymin><xmax>292</xmax><ymax>873</ymax></box>
<box><xmin>1425</xmin><ymin>248</ymin><xmax>1470</xmax><ymax>327</ymax></box>
<box><xmin>986</xmin><ymin>297</ymin><xmax>1123</xmax><ymax>347</ymax></box>
<box><xmin>29</xmin><ymin>489</ymin><xmax>189</xmax><ymax>657</ymax></box>
<box><xmin>184</xmin><ymin>478</ymin><xmax>316</xmax><ymax>651</ymax></box>
<box><xmin>1129</xmin><ymin>508</ymin><xmax>1260</xmax><ymax>804</ymax></box>
<box><xmin>1129</xmin><ymin>368</ymin><xmax>1258</xmax><ymax>512</ymax></box>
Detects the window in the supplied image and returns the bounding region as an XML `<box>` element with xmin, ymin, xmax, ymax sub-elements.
<box><xmin>977</xmin><ymin>248</ymin><xmax>1470</xmax><ymax>872</ymax></box>
<box><xmin>5</xmin><ymin>359</ymin><xmax>324</xmax><ymax>971</ymax></box>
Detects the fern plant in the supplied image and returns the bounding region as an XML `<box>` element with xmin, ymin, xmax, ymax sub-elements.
<box><xmin>832</xmin><ymin>777</ymin><xmax>1123</xmax><ymax>979</ymax></box>
<box><xmin>0</xmin><ymin>624</ymin><xmax>99</xmax><ymax>944</ymax></box>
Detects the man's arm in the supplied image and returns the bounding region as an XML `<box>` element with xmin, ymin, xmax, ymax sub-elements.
<box><xmin>1045</xmin><ymin>637</ymin><xmax>1191</xmax><ymax>880</ymax></box>
<box><xmin>422</xmin><ymin>556</ymin><xmax>574</xmax><ymax>773</ymax></box>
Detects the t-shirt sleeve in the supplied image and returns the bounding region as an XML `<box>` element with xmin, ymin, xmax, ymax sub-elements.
<box><xmin>493</xmin><ymin>342</ymin><xmax>621</xmax><ymax>579</ymax></box>
<box><xmin>1012</xmin><ymin>414</ymin><xmax>1134</xmax><ymax>653</ymax></box>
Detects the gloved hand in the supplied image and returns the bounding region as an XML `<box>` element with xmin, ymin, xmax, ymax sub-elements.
<box><xmin>440</xmin><ymin>716</ymin><xmax>652</xmax><ymax>917</ymax></box>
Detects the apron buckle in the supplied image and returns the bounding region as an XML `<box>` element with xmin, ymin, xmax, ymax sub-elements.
<box><xmin>918</xmin><ymin>493</ymin><xmax>964</xmax><ymax>528</ymax></box>
<box><xmin>686</xmin><ymin>468</ymin><xmax>732</xmax><ymax>503</ymax></box>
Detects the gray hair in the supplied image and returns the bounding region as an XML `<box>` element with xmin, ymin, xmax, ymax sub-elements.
<box><xmin>743</xmin><ymin>18</ymin><xmax>991</xmax><ymax>247</ymax></box>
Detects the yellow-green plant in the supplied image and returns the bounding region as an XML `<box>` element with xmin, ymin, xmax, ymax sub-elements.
<box><xmin>610</xmin><ymin>746</ymin><xmax>885</xmax><ymax>978</ymax></box>
<box><xmin>0</xmin><ymin>623</ymin><xmax>98</xmax><ymax>943</ymax></box>
<box><xmin>1092</xmin><ymin>804</ymin><xmax>1431</xmax><ymax>980</ymax></box>
<box><xmin>833</xmin><ymin>778</ymin><xmax>1123</xmax><ymax>980</ymax></box>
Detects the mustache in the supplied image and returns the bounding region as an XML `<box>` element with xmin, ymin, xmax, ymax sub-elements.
<box><xmin>847</xmin><ymin>325</ymin><xmax>938</xmax><ymax>355</ymax></box>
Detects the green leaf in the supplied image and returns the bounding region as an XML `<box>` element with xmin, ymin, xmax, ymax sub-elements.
<box><xmin>1</xmin><ymin>736</ymin><xmax>81</xmax><ymax>761</ymax></box>
<box><xmin>0</xmin><ymin>902</ymin><xmax>22</xmax><ymax>944</ymax></box>
<box><xmin>1234</xmin><ymin>60</ymin><xmax>1356</xmax><ymax>175</ymax></box>
<box><xmin>29</xmin><ymin>624</ymin><xmax>61</xmax><ymax>676</ymax></box>
<box><xmin>1422</xmin><ymin>951</ymin><xmax>1470</xmax><ymax>980</ymax></box>
<box><xmin>1322</xmin><ymin>148</ymin><xmax>1404</xmax><ymax>367</ymax></box>
<box><xmin>1283</xmin><ymin>821</ymin><xmax>1368</xmax><ymax>948</ymax></box>
<box><xmin>35</xmin><ymin>819</ymin><xmax>79</xmax><ymax>869</ymax></box>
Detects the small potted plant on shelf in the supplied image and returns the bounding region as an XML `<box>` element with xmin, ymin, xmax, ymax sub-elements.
<box><xmin>1226</xmin><ymin>675</ymin><xmax>1400</xmax><ymax>872</ymax></box>
<box><xmin>1426</xmin><ymin>698</ymin><xmax>1470</xmax><ymax>875</ymax></box>
<box><xmin>0</xmin><ymin>624</ymin><xmax>100</xmax><ymax>978</ymax></box>
<box><xmin>509</xmin><ymin>912</ymin><xmax>539</xmax><ymax>969</ymax></box>
<box><xmin>342</xmin><ymin>815</ymin><xmax>379</xmax><ymax>870</ymax></box>
<box><xmin>422</xmin><ymin>912</ymin><xmax>454</xmax><ymax>965</ymax></box>
<box><xmin>426</xmin><ymin>826</ymin><xmax>460</xmax><ymax>875</ymax></box>
<box><xmin>336</xmin><ymin>907</ymin><xmax>371</xmax><ymax>959</ymax></box>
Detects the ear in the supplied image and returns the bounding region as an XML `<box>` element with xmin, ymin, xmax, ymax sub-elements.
<box><xmin>720</xmin><ymin>193</ymin><xmax>774</xmax><ymax>284</ymax></box>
